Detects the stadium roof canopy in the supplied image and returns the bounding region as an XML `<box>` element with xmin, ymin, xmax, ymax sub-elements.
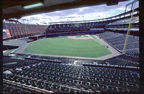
<box><xmin>3</xmin><ymin>0</ymin><xmax>129</xmax><ymax>19</ymax></box>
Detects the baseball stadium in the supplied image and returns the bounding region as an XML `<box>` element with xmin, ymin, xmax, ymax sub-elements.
<box><xmin>2</xmin><ymin>0</ymin><xmax>140</xmax><ymax>94</ymax></box>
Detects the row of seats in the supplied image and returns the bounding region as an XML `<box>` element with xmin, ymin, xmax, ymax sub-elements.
<box><xmin>99</xmin><ymin>32</ymin><xmax>139</xmax><ymax>56</ymax></box>
<box><xmin>48</xmin><ymin>21</ymin><xmax>110</xmax><ymax>29</ymax></box>
<box><xmin>5</xmin><ymin>21</ymin><xmax>109</xmax><ymax>39</ymax></box>
<box><xmin>6</xmin><ymin>23</ymin><xmax>48</xmax><ymax>38</ymax></box>
<box><xmin>46</xmin><ymin>21</ymin><xmax>112</xmax><ymax>33</ymax></box>
<box><xmin>99</xmin><ymin>32</ymin><xmax>139</xmax><ymax>67</ymax></box>
<box><xmin>16</xmin><ymin>52</ymin><xmax>139</xmax><ymax>68</ymax></box>
<box><xmin>104</xmin><ymin>55</ymin><xmax>139</xmax><ymax>67</ymax></box>
<box><xmin>106</xmin><ymin>24</ymin><xmax>139</xmax><ymax>28</ymax></box>
<box><xmin>3</xmin><ymin>84</ymin><xmax>32</xmax><ymax>94</ymax></box>
<box><xmin>105</xmin><ymin>16</ymin><xmax>139</xmax><ymax>32</ymax></box>
<box><xmin>105</xmin><ymin>28</ymin><xmax>139</xmax><ymax>32</ymax></box>
<box><xmin>108</xmin><ymin>16</ymin><xmax>139</xmax><ymax>25</ymax></box>
<box><xmin>3</xmin><ymin>61</ymin><xmax>139</xmax><ymax>93</ymax></box>
<box><xmin>3</xmin><ymin>59</ymin><xmax>38</xmax><ymax>71</ymax></box>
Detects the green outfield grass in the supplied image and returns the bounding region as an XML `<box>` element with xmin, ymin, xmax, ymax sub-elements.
<box><xmin>23</xmin><ymin>35</ymin><xmax>111</xmax><ymax>58</ymax></box>
<box><xmin>3</xmin><ymin>49</ymin><xmax>15</xmax><ymax>55</ymax></box>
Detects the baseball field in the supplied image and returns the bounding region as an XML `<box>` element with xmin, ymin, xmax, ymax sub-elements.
<box><xmin>23</xmin><ymin>35</ymin><xmax>111</xmax><ymax>58</ymax></box>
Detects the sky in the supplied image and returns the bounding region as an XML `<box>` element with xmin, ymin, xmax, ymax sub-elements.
<box><xmin>19</xmin><ymin>0</ymin><xmax>138</xmax><ymax>25</ymax></box>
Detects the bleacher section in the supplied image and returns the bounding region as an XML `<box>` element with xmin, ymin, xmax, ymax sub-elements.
<box><xmin>99</xmin><ymin>31</ymin><xmax>139</xmax><ymax>67</ymax></box>
<box><xmin>6</xmin><ymin>23</ymin><xmax>48</xmax><ymax>39</ymax></box>
<box><xmin>99</xmin><ymin>32</ymin><xmax>139</xmax><ymax>54</ymax></box>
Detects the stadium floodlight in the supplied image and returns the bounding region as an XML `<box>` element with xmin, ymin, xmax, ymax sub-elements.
<box><xmin>23</xmin><ymin>2</ymin><xmax>43</xmax><ymax>9</ymax></box>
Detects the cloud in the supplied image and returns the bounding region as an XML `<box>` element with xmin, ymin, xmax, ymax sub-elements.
<box><xmin>117</xmin><ymin>7</ymin><xmax>125</xmax><ymax>11</ymax></box>
<box><xmin>19</xmin><ymin>0</ymin><xmax>138</xmax><ymax>24</ymax></box>
<box><xmin>79</xmin><ymin>8</ymin><xmax>84</xmax><ymax>12</ymax></box>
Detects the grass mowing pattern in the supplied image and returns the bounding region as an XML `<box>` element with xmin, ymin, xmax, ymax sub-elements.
<box><xmin>23</xmin><ymin>35</ymin><xmax>111</xmax><ymax>58</ymax></box>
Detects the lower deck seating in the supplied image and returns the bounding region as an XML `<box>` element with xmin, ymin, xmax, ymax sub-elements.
<box><xmin>3</xmin><ymin>84</ymin><xmax>32</xmax><ymax>94</ymax></box>
<box><xmin>99</xmin><ymin>32</ymin><xmax>139</xmax><ymax>67</ymax></box>
<box><xmin>3</xmin><ymin>59</ymin><xmax>139</xmax><ymax>93</ymax></box>
<box><xmin>99</xmin><ymin>32</ymin><xmax>139</xmax><ymax>57</ymax></box>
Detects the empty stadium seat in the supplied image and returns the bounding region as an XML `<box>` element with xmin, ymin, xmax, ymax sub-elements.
<box><xmin>3</xmin><ymin>58</ymin><xmax>139</xmax><ymax>93</ymax></box>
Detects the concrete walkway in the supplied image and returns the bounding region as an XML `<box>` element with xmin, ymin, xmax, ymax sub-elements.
<box><xmin>14</xmin><ymin>43</ymin><xmax>29</xmax><ymax>53</ymax></box>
